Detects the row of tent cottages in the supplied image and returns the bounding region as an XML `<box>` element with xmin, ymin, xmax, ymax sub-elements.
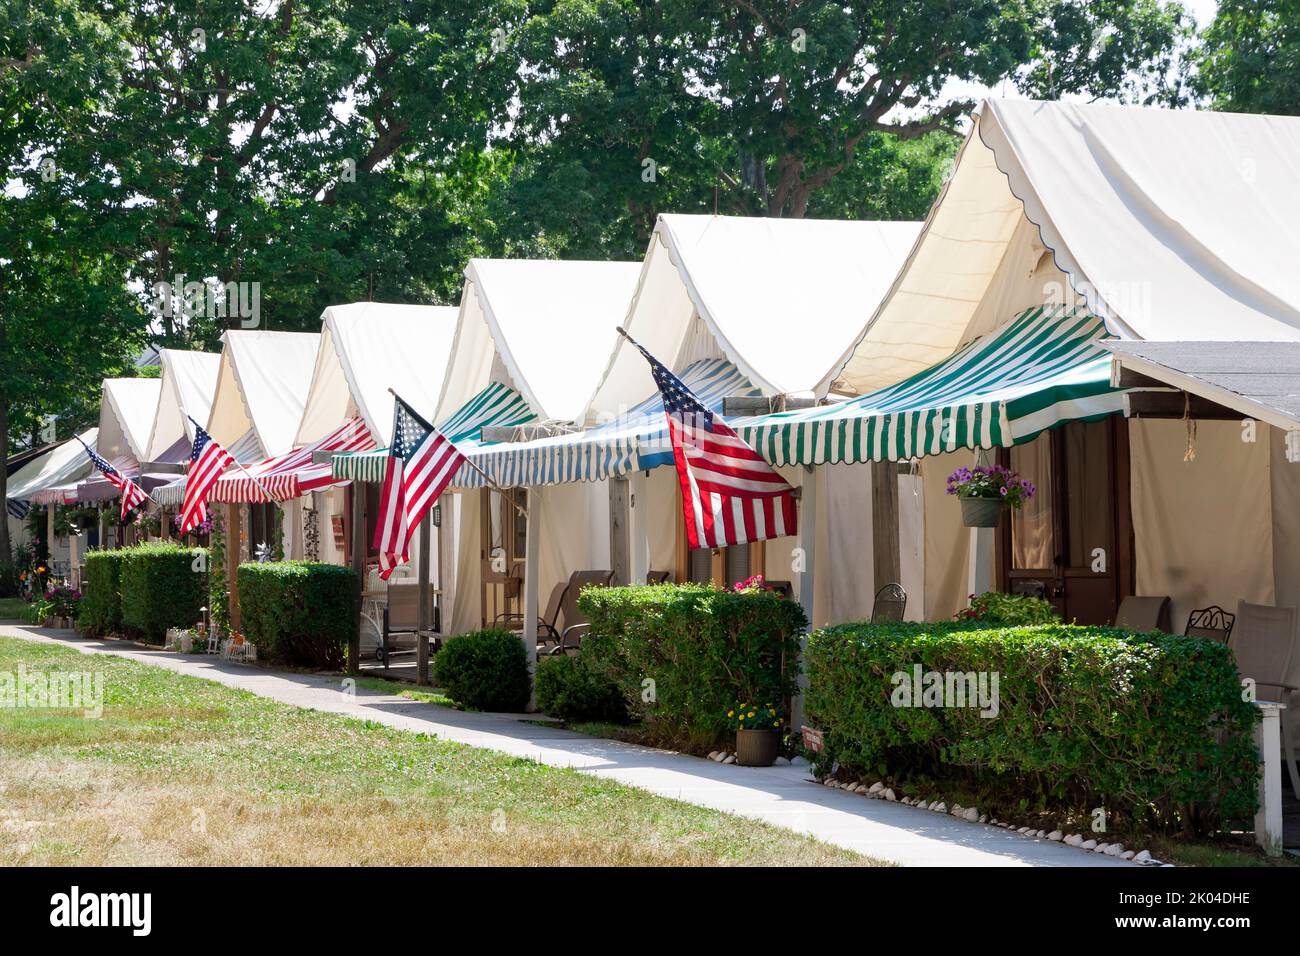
<box><xmin>8</xmin><ymin>99</ymin><xmax>1300</xmax><ymax>692</ymax></box>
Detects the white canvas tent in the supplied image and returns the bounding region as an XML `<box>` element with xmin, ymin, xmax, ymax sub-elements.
<box><xmin>577</xmin><ymin>214</ymin><xmax>924</xmax><ymax>629</ymax></box>
<box><xmin>433</xmin><ymin>259</ymin><xmax>642</xmax><ymax>638</ymax></box>
<box><xmin>820</xmin><ymin>98</ymin><xmax>1300</xmax><ymax>631</ymax></box>
<box><xmin>298</xmin><ymin>302</ymin><xmax>460</xmax><ymax>447</ymax></box>
<box><xmin>207</xmin><ymin>330</ymin><xmax>320</xmax><ymax>458</ymax></box>
<box><xmin>295</xmin><ymin>301</ymin><xmax>460</xmax><ymax>577</ymax></box>
<box><xmin>590</xmin><ymin>214</ymin><xmax>922</xmax><ymax>414</ymax></box>
<box><xmin>837</xmin><ymin>98</ymin><xmax>1300</xmax><ymax>396</ymax></box>
<box><xmin>7</xmin><ymin>428</ymin><xmax>100</xmax><ymax>507</ymax></box>
<box><xmin>96</xmin><ymin>378</ymin><xmax>162</xmax><ymax>470</ymax></box>
<box><xmin>145</xmin><ymin>349</ymin><xmax>221</xmax><ymax>461</ymax></box>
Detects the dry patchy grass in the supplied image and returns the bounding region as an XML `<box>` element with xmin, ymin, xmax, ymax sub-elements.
<box><xmin>0</xmin><ymin>636</ymin><xmax>879</xmax><ymax>867</ymax></box>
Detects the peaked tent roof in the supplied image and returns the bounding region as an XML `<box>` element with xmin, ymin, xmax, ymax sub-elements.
<box><xmin>145</xmin><ymin>349</ymin><xmax>221</xmax><ymax>460</ymax></box>
<box><xmin>7</xmin><ymin>428</ymin><xmax>99</xmax><ymax>504</ymax></box>
<box><xmin>434</xmin><ymin>259</ymin><xmax>642</xmax><ymax>427</ymax></box>
<box><xmin>297</xmin><ymin>302</ymin><xmax>460</xmax><ymax>448</ymax></box>
<box><xmin>98</xmin><ymin>378</ymin><xmax>163</xmax><ymax>468</ymax></box>
<box><xmin>836</xmin><ymin>98</ymin><xmax>1300</xmax><ymax>395</ymax></box>
<box><xmin>588</xmin><ymin>214</ymin><xmax>922</xmax><ymax>415</ymax></box>
<box><xmin>207</xmin><ymin>330</ymin><xmax>319</xmax><ymax>458</ymax></box>
<box><xmin>737</xmin><ymin>306</ymin><xmax>1125</xmax><ymax>466</ymax></box>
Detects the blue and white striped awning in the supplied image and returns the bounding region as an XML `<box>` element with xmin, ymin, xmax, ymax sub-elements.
<box><xmin>735</xmin><ymin>306</ymin><xmax>1127</xmax><ymax>466</ymax></box>
<box><xmin>457</xmin><ymin>359</ymin><xmax>760</xmax><ymax>488</ymax></box>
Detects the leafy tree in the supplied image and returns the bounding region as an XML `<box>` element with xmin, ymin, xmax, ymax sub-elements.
<box><xmin>509</xmin><ymin>0</ymin><xmax>1190</xmax><ymax>237</ymax></box>
<box><xmin>1193</xmin><ymin>0</ymin><xmax>1300</xmax><ymax>114</ymax></box>
<box><xmin>1</xmin><ymin>1</ymin><xmax>146</xmax><ymax>564</ymax></box>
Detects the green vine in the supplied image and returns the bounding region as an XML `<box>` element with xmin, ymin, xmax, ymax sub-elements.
<box><xmin>208</xmin><ymin>507</ymin><xmax>228</xmax><ymax>631</ymax></box>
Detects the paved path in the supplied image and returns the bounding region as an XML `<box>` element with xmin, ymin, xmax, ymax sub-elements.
<box><xmin>3</xmin><ymin>625</ymin><xmax>1128</xmax><ymax>867</ymax></box>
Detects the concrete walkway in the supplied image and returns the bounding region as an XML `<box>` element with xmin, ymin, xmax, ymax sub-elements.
<box><xmin>3</xmin><ymin>625</ymin><xmax>1129</xmax><ymax>867</ymax></box>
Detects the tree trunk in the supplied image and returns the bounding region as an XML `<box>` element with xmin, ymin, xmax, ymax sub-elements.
<box><xmin>0</xmin><ymin>399</ymin><xmax>11</xmax><ymax>566</ymax></box>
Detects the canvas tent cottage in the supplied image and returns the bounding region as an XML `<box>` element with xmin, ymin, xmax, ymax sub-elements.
<box><xmin>737</xmin><ymin>98</ymin><xmax>1300</xmax><ymax>650</ymax></box>
<box><xmin>354</xmin><ymin>258</ymin><xmax>645</xmax><ymax>638</ymax></box>
<box><xmin>294</xmin><ymin>302</ymin><xmax>459</xmax><ymax>651</ymax></box>
<box><xmin>5</xmin><ymin>427</ymin><xmax>100</xmax><ymax>578</ymax></box>
<box><xmin>153</xmin><ymin>330</ymin><xmax>320</xmax><ymax>573</ymax></box>
<box><xmin>433</xmin><ymin>215</ymin><xmax>923</xmax><ymax>651</ymax></box>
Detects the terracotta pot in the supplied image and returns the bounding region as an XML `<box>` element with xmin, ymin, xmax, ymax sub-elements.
<box><xmin>959</xmin><ymin>496</ymin><xmax>1003</xmax><ymax>528</ymax></box>
<box><xmin>735</xmin><ymin>728</ymin><xmax>781</xmax><ymax>767</ymax></box>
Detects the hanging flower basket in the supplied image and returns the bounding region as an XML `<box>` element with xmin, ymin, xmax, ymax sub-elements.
<box><xmin>959</xmin><ymin>496</ymin><xmax>1004</xmax><ymax>528</ymax></box>
<box><xmin>947</xmin><ymin>464</ymin><xmax>1035</xmax><ymax>528</ymax></box>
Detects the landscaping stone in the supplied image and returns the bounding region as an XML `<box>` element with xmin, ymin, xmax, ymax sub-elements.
<box><xmin>931</xmin><ymin>802</ymin><xmax>946</xmax><ymax>813</ymax></box>
<box><xmin>1104</xmin><ymin>844</ymin><xmax>1125</xmax><ymax>857</ymax></box>
<box><xmin>1120</xmin><ymin>851</ymin><xmax>1135</xmax><ymax>860</ymax></box>
<box><xmin>962</xmin><ymin>807</ymin><xmax>979</xmax><ymax>822</ymax></box>
<box><xmin>1133</xmin><ymin>850</ymin><xmax>1152</xmax><ymax>864</ymax></box>
<box><xmin>883</xmin><ymin>789</ymin><xmax>896</xmax><ymax>802</ymax></box>
<box><xmin>722</xmin><ymin>755</ymin><xmax>736</xmax><ymax>765</ymax></box>
<box><xmin>1065</xmin><ymin>834</ymin><xmax>1083</xmax><ymax>846</ymax></box>
<box><xmin>1081</xmin><ymin>839</ymin><xmax>1098</xmax><ymax>850</ymax></box>
<box><xmin>978</xmin><ymin>814</ymin><xmax>988</xmax><ymax>824</ymax></box>
<box><xmin>773</xmin><ymin>756</ymin><xmax>790</xmax><ymax>766</ymax></box>
<box><xmin>868</xmin><ymin>782</ymin><xmax>884</xmax><ymax>794</ymax></box>
<box><xmin>1047</xmin><ymin>831</ymin><xmax>1063</xmax><ymax>842</ymax></box>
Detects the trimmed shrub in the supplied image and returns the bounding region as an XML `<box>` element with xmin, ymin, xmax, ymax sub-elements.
<box><xmin>433</xmin><ymin>629</ymin><xmax>530</xmax><ymax>712</ymax></box>
<box><xmin>119</xmin><ymin>543</ymin><xmax>208</xmax><ymax>643</ymax></box>
<box><xmin>579</xmin><ymin>583</ymin><xmax>806</xmax><ymax>752</ymax></box>
<box><xmin>535</xmin><ymin>654</ymin><xmax>629</xmax><ymax>723</ymax></box>
<box><xmin>955</xmin><ymin>591</ymin><xmax>1059</xmax><ymax>626</ymax></box>
<box><xmin>237</xmin><ymin>562</ymin><xmax>357</xmax><ymax>668</ymax></box>
<box><xmin>80</xmin><ymin>549</ymin><xmax>127</xmax><ymax>636</ymax></box>
<box><xmin>805</xmin><ymin>620</ymin><xmax>1258</xmax><ymax>834</ymax></box>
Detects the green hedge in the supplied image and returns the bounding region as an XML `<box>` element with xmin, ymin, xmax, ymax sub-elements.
<box><xmin>80</xmin><ymin>549</ymin><xmax>127</xmax><ymax>636</ymax></box>
<box><xmin>119</xmin><ymin>543</ymin><xmax>209</xmax><ymax>643</ymax></box>
<box><xmin>433</xmin><ymin>629</ymin><xmax>530</xmax><ymax>712</ymax></box>
<box><xmin>236</xmin><ymin>561</ymin><xmax>357</xmax><ymax>668</ymax></box>
<box><xmin>578</xmin><ymin>583</ymin><xmax>806</xmax><ymax>752</ymax></box>
<box><xmin>805</xmin><ymin>621</ymin><xmax>1259</xmax><ymax>834</ymax></box>
<box><xmin>535</xmin><ymin>654</ymin><xmax>629</xmax><ymax>723</ymax></box>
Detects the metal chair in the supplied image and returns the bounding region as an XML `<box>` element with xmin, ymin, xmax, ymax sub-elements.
<box><xmin>1185</xmin><ymin>605</ymin><xmax>1235</xmax><ymax>643</ymax></box>
<box><xmin>871</xmin><ymin>583</ymin><xmax>907</xmax><ymax>623</ymax></box>
<box><xmin>553</xmin><ymin>570</ymin><xmax>615</xmax><ymax>654</ymax></box>
<box><xmin>1230</xmin><ymin>601</ymin><xmax>1300</xmax><ymax>799</ymax></box>
<box><xmin>646</xmin><ymin>570</ymin><xmax>672</xmax><ymax>584</ymax></box>
<box><xmin>1115</xmin><ymin>595</ymin><xmax>1172</xmax><ymax>632</ymax></box>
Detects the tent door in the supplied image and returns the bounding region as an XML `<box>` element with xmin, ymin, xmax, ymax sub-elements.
<box><xmin>480</xmin><ymin>487</ymin><xmax>527</xmax><ymax>627</ymax></box>
<box><xmin>999</xmin><ymin>417</ymin><xmax>1131</xmax><ymax>625</ymax></box>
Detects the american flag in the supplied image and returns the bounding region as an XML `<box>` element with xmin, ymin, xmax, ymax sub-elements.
<box><xmin>179</xmin><ymin>419</ymin><xmax>235</xmax><ymax>534</ymax></box>
<box><xmin>622</xmin><ymin>331</ymin><xmax>797</xmax><ymax>549</ymax></box>
<box><xmin>373</xmin><ymin>393</ymin><xmax>466</xmax><ymax>580</ymax></box>
<box><xmin>76</xmin><ymin>437</ymin><xmax>150</xmax><ymax>521</ymax></box>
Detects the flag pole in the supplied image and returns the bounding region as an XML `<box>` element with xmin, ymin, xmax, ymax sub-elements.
<box><xmin>186</xmin><ymin>415</ymin><xmax>277</xmax><ymax>505</ymax></box>
<box><xmin>385</xmin><ymin>388</ymin><xmax>528</xmax><ymax>518</ymax></box>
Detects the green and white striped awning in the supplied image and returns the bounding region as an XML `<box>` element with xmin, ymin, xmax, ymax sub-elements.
<box><xmin>737</xmin><ymin>306</ymin><xmax>1126</xmax><ymax>466</ymax></box>
<box><xmin>331</xmin><ymin>382</ymin><xmax>537</xmax><ymax>482</ymax></box>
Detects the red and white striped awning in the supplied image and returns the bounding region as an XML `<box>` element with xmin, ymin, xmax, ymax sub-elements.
<box><xmin>209</xmin><ymin>417</ymin><xmax>376</xmax><ymax>503</ymax></box>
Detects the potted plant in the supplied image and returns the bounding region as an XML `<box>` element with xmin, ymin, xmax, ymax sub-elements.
<box><xmin>946</xmin><ymin>464</ymin><xmax>1035</xmax><ymax>528</ymax></box>
<box><xmin>729</xmin><ymin>702</ymin><xmax>783</xmax><ymax>767</ymax></box>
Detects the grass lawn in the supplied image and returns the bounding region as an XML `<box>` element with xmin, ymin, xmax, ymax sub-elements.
<box><xmin>0</xmin><ymin>636</ymin><xmax>880</xmax><ymax>866</ymax></box>
<box><xmin>0</xmin><ymin>597</ymin><xmax>30</xmax><ymax>620</ymax></box>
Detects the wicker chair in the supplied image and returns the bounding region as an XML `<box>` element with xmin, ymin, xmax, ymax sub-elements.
<box><xmin>871</xmin><ymin>583</ymin><xmax>907</xmax><ymax>623</ymax></box>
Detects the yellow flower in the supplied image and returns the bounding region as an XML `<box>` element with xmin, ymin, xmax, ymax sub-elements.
<box><xmin>727</xmin><ymin>710</ymin><xmax>734</xmax><ymax>717</ymax></box>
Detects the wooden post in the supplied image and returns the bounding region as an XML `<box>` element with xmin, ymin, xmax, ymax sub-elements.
<box><xmin>608</xmin><ymin>477</ymin><xmax>631</xmax><ymax>585</ymax></box>
<box><xmin>417</xmin><ymin>517</ymin><xmax>431</xmax><ymax>686</ymax></box>
<box><xmin>628</xmin><ymin>471</ymin><xmax>650</xmax><ymax>585</ymax></box>
<box><xmin>1256</xmin><ymin>701</ymin><xmax>1285</xmax><ymax>856</ymax></box>
<box><xmin>159</xmin><ymin>507</ymin><xmax>170</xmax><ymax>541</ymax></box>
<box><xmin>522</xmin><ymin>486</ymin><xmax>540</xmax><ymax>710</ymax></box>
<box><xmin>792</xmin><ymin>465</ymin><xmax>818</xmax><ymax>730</ymax></box>
<box><xmin>871</xmin><ymin>460</ymin><xmax>900</xmax><ymax>591</ymax></box>
<box><xmin>437</xmin><ymin>492</ymin><xmax>453</xmax><ymax>636</ymax></box>
<box><xmin>226</xmin><ymin>503</ymin><xmax>241</xmax><ymax>631</ymax></box>
<box><xmin>46</xmin><ymin>505</ymin><xmax>56</xmax><ymax>579</ymax></box>
<box><xmin>349</xmin><ymin>485</ymin><xmax>365</xmax><ymax>674</ymax></box>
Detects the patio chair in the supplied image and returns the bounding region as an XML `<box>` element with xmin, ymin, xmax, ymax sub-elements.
<box><xmin>378</xmin><ymin>582</ymin><xmax>441</xmax><ymax>667</ymax></box>
<box><xmin>646</xmin><ymin>570</ymin><xmax>672</xmax><ymax>584</ymax></box>
<box><xmin>493</xmin><ymin>581</ymin><xmax>567</xmax><ymax>646</ymax></box>
<box><xmin>551</xmin><ymin>570</ymin><xmax>615</xmax><ymax>655</ymax></box>
<box><xmin>871</xmin><ymin>583</ymin><xmax>907</xmax><ymax>623</ymax></box>
<box><xmin>1229</xmin><ymin>601</ymin><xmax>1300</xmax><ymax>799</ymax></box>
<box><xmin>1114</xmin><ymin>594</ymin><xmax>1171</xmax><ymax>632</ymax></box>
<box><xmin>1185</xmin><ymin>605</ymin><xmax>1235</xmax><ymax>643</ymax></box>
